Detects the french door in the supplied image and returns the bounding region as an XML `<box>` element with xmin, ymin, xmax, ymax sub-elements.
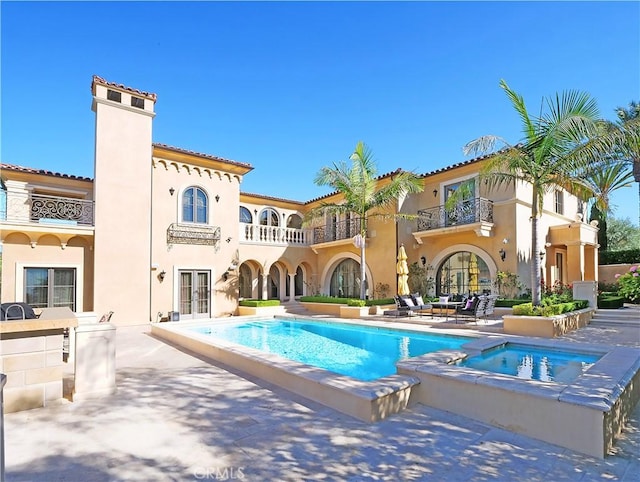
<box><xmin>179</xmin><ymin>270</ymin><xmax>210</xmax><ymax>319</ymax></box>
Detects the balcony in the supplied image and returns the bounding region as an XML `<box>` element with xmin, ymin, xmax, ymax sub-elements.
<box><xmin>312</xmin><ymin>218</ymin><xmax>365</xmax><ymax>245</ymax></box>
<box><xmin>2</xmin><ymin>192</ymin><xmax>94</xmax><ymax>227</ymax></box>
<box><xmin>240</xmin><ymin>223</ymin><xmax>311</xmax><ymax>246</ymax></box>
<box><xmin>414</xmin><ymin>198</ymin><xmax>494</xmax><ymax>242</ymax></box>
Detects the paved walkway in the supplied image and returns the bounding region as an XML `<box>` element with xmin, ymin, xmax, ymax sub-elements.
<box><xmin>4</xmin><ymin>308</ymin><xmax>640</xmax><ymax>481</ymax></box>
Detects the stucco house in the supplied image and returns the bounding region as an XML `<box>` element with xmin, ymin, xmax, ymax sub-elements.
<box><xmin>0</xmin><ymin>76</ymin><xmax>599</xmax><ymax>325</ymax></box>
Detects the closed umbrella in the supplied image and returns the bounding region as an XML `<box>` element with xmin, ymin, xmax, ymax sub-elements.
<box><xmin>397</xmin><ymin>245</ymin><xmax>410</xmax><ymax>296</ymax></box>
<box><xmin>469</xmin><ymin>253</ymin><xmax>479</xmax><ymax>293</ymax></box>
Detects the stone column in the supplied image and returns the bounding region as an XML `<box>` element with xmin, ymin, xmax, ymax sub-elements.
<box><xmin>260</xmin><ymin>273</ymin><xmax>269</xmax><ymax>301</ymax></box>
<box><xmin>288</xmin><ymin>273</ymin><xmax>296</xmax><ymax>302</ymax></box>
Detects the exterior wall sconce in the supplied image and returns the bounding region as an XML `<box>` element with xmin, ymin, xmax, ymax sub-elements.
<box><xmin>169</xmin><ymin>187</ymin><xmax>175</xmax><ymax>196</ymax></box>
<box><xmin>158</xmin><ymin>270</ymin><xmax>166</xmax><ymax>281</ymax></box>
<box><xmin>421</xmin><ymin>256</ymin><xmax>427</xmax><ymax>267</ymax></box>
<box><xmin>226</xmin><ymin>237</ymin><xmax>232</xmax><ymax>243</ymax></box>
<box><xmin>215</xmin><ymin>195</ymin><xmax>220</xmax><ymax>203</ymax></box>
<box><xmin>499</xmin><ymin>248</ymin><xmax>506</xmax><ymax>261</ymax></box>
<box><xmin>433</xmin><ymin>189</ymin><xmax>438</xmax><ymax>197</ymax></box>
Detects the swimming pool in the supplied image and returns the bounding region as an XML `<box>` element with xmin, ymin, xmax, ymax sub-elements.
<box><xmin>456</xmin><ymin>343</ymin><xmax>601</xmax><ymax>383</ymax></box>
<box><xmin>189</xmin><ymin>318</ymin><xmax>470</xmax><ymax>381</ymax></box>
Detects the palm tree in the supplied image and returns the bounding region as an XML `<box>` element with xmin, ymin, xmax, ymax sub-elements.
<box><xmin>463</xmin><ymin>80</ymin><xmax>604</xmax><ymax>306</ymax></box>
<box><xmin>584</xmin><ymin>161</ymin><xmax>634</xmax><ymax>250</ymax></box>
<box><xmin>614</xmin><ymin>102</ymin><xmax>640</xmax><ymax>225</ymax></box>
<box><xmin>305</xmin><ymin>141</ymin><xmax>423</xmax><ymax>300</ymax></box>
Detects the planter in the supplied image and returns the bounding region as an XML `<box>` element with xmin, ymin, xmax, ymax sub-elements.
<box><xmin>300</xmin><ymin>302</ymin><xmax>343</xmax><ymax>316</ymax></box>
<box><xmin>503</xmin><ymin>307</ymin><xmax>594</xmax><ymax>338</ymax></box>
<box><xmin>339</xmin><ymin>306</ymin><xmax>370</xmax><ymax>319</ymax></box>
<box><xmin>236</xmin><ymin>305</ymin><xmax>285</xmax><ymax>316</ymax></box>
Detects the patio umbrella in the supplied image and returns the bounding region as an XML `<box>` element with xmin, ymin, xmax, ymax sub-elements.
<box><xmin>397</xmin><ymin>245</ymin><xmax>410</xmax><ymax>296</ymax></box>
<box><xmin>469</xmin><ymin>253</ymin><xmax>479</xmax><ymax>293</ymax></box>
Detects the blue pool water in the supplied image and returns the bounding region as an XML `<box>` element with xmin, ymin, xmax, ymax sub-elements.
<box><xmin>189</xmin><ymin>319</ymin><xmax>470</xmax><ymax>381</ymax></box>
<box><xmin>457</xmin><ymin>344</ymin><xmax>601</xmax><ymax>383</ymax></box>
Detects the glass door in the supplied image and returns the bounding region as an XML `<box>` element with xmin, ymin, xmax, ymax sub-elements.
<box><xmin>179</xmin><ymin>270</ymin><xmax>210</xmax><ymax>319</ymax></box>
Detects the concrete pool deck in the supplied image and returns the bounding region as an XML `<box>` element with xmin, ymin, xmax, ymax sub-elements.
<box><xmin>4</xmin><ymin>308</ymin><xmax>640</xmax><ymax>481</ymax></box>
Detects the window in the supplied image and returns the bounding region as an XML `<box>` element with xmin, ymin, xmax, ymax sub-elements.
<box><xmin>131</xmin><ymin>96</ymin><xmax>145</xmax><ymax>109</ymax></box>
<box><xmin>107</xmin><ymin>89</ymin><xmax>121</xmax><ymax>103</ymax></box>
<box><xmin>239</xmin><ymin>206</ymin><xmax>253</xmax><ymax>224</ymax></box>
<box><xmin>287</xmin><ymin>214</ymin><xmax>302</xmax><ymax>229</ymax></box>
<box><xmin>24</xmin><ymin>268</ymin><xmax>76</xmax><ymax>310</ymax></box>
<box><xmin>554</xmin><ymin>190</ymin><xmax>564</xmax><ymax>215</ymax></box>
<box><xmin>259</xmin><ymin>208</ymin><xmax>279</xmax><ymax>226</ymax></box>
<box><xmin>182</xmin><ymin>187</ymin><xmax>208</xmax><ymax>223</ymax></box>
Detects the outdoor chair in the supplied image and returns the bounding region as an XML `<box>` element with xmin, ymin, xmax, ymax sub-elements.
<box><xmin>457</xmin><ymin>295</ymin><xmax>488</xmax><ymax>323</ymax></box>
<box><xmin>0</xmin><ymin>302</ymin><xmax>38</xmax><ymax>321</ymax></box>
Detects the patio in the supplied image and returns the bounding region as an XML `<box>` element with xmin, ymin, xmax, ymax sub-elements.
<box><xmin>4</xmin><ymin>311</ymin><xmax>639</xmax><ymax>481</ymax></box>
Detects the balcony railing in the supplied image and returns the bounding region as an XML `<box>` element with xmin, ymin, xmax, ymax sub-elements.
<box><xmin>312</xmin><ymin>218</ymin><xmax>364</xmax><ymax>244</ymax></box>
<box><xmin>417</xmin><ymin>198</ymin><xmax>493</xmax><ymax>231</ymax></box>
<box><xmin>240</xmin><ymin>223</ymin><xmax>311</xmax><ymax>246</ymax></box>
<box><xmin>2</xmin><ymin>192</ymin><xmax>94</xmax><ymax>226</ymax></box>
<box><xmin>167</xmin><ymin>223</ymin><xmax>221</xmax><ymax>246</ymax></box>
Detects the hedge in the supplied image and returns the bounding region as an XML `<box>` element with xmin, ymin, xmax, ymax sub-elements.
<box><xmin>599</xmin><ymin>249</ymin><xmax>640</xmax><ymax>265</ymax></box>
<box><xmin>238</xmin><ymin>299</ymin><xmax>281</xmax><ymax>307</ymax></box>
<box><xmin>496</xmin><ymin>299</ymin><xmax>532</xmax><ymax>308</ymax></box>
<box><xmin>299</xmin><ymin>296</ymin><xmax>395</xmax><ymax>306</ymax></box>
<box><xmin>597</xmin><ymin>295</ymin><xmax>626</xmax><ymax>309</ymax></box>
<box><xmin>512</xmin><ymin>300</ymin><xmax>588</xmax><ymax>316</ymax></box>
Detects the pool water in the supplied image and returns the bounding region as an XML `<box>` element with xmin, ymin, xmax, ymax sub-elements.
<box><xmin>189</xmin><ymin>319</ymin><xmax>470</xmax><ymax>381</ymax></box>
<box><xmin>457</xmin><ymin>343</ymin><xmax>601</xmax><ymax>383</ymax></box>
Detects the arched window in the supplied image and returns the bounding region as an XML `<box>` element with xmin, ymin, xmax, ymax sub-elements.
<box><xmin>259</xmin><ymin>208</ymin><xmax>279</xmax><ymax>226</ymax></box>
<box><xmin>436</xmin><ymin>251</ymin><xmax>491</xmax><ymax>297</ymax></box>
<box><xmin>182</xmin><ymin>187</ymin><xmax>208</xmax><ymax>224</ymax></box>
<box><xmin>239</xmin><ymin>206</ymin><xmax>253</xmax><ymax>224</ymax></box>
<box><xmin>287</xmin><ymin>214</ymin><xmax>302</xmax><ymax>229</ymax></box>
<box><xmin>329</xmin><ymin>259</ymin><xmax>360</xmax><ymax>298</ymax></box>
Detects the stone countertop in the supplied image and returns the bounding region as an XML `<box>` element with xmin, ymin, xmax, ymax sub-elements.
<box><xmin>0</xmin><ymin>317</ymin><xmax>78</xmax><ymax>334</ymax></box>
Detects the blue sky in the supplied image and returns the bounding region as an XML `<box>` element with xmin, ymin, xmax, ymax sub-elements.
<box><xmin>2</xmin><ymin>1</ymin><xmax>639</xmax><ymax>224</ymax></box>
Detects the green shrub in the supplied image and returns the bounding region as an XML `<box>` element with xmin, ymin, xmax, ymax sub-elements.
<box><xmin>615</xmin><ymin>265</ymin><xmax>640</xmax><ymax>302</ymax></box>
<box><xmin>299</xmin><ymin>296</ymin><xmax>350</xmax><ymax>304</ymax></box>
<box><xmin>347</xmin><ymin>299</ymin><xmax>366</xmax><ymax>307</ymax></box>
<box><xmin>598</xmin><ymin>295</ymin><xmax>625</xmax><ymax>309</ymax></box>
<box><xmin>365</xmin><ymin>298</ymin><xmax>396</xmax><ymax>306</ymax></box>
<box><xmin>496</xmin><ymin>299</ymin><xmax>531</xmax><ymax>308</ymax></box>
<box><xmin>239</xmin><ymin>299</ymin><xmax>280</xmax><ymax>307</ymax></box>
<box><xmin>600</xmin><ymin>249</ymin><xmax>640</xmax><ymax>265</ymax></box>
<box><xmin>512</xmin><ymin>300</ymin><xmax>588</xmax><ymax>316</ymax></box>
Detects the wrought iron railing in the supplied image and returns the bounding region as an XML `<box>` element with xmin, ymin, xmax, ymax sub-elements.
<box><xmin>417</xmin><ymin>198</ymin><xmax>493</xmax><ymax>231</ymax></box>
<box><xmin>2</xmin><ymin>192</ymin><xmax>94</xmax><ymax>226</ymax></box>
<box><xmin>239</xmin><ymin>223</ymin><xmax>311</xmax><ymax>245</ymax></box>
<box><xmin>312</xmin><ymin>217</ymin><xmax>365</xmax><ymax>244</ymax></box>
<box><xmin>167</xmin><ymin>223</ymin><xmax>221</xmax><ymax>247</ymax></box>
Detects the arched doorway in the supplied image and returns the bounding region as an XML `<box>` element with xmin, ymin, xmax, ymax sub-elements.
<box><xmin>436</xmin><ymin>251</ymin><xmax>491</xmax><ymax>296</ymax></box>
<box><xmin>329</xmin><ymin>259</ymin><xmax>361</xmax><ymax>298</ymax></box>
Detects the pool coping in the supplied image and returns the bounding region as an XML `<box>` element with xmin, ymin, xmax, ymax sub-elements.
<box><xmin>151</xmin><ymin>314</ymin><xmax>475</xmax><ymax>422</ymax></box>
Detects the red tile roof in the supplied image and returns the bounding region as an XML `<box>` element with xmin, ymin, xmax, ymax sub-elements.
<box><xmin>0</xmin><ymin>163</ymin><xmax>93</xmax><ymax>182</ymax></box>
<box><xmin>153</xmin><ymin>143</ymin><xmax>253</xmax><ymax>170</ymax></box>
<box><xmin>91</xmin><ymin>75</ymin><xmax>158</xmax><ymax>102</ymax></box>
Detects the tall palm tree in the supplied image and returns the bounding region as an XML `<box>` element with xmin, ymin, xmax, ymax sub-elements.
<box><xmin>614</xmin><ymin>101</ymin><xmax>640</xmax><ymax>225</ymax></box>
<box><xmin>584</xmin><ymin>161</ymin><xmax>634</xmax><ymax>250</ymax></box>
<box><xmin>305</xmin><ymin>141</ymin><xmax>423</xmax><ymax>299</ymax></box>
<box><xmin>463</xmin><ymin>80</ymin><xmax>604</xmax><ymax>306</ymax></box>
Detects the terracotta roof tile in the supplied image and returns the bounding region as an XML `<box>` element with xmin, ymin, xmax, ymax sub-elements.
<box><xmin>91</xmin><ymin>75</ymin><xmax>158</xmax><ymax>102</ymax></box>
<box><xmin>0</xmin><ymin>163</ymin><xmax>93</xmax><ymax>182</ymax></box>
<box><xmin>153</xmin><ymin>143</ymin><xmax>253</xmax><ymax>170</ymax></box>
<box><xmin>240</xmin><ymin>192</ymin><xmax>305</xmax><ymax>205</ymax></box>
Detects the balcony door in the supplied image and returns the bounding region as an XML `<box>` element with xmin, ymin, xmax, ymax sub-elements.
<box><xmin>179</xmin><ymin>270</ymin><xmax>210</xmax><ymax>319</ymax></box>
<box><xmin>445</xmin><ymin>179</ymin><xmax>475</xmax><ymax>225</ymax></box>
